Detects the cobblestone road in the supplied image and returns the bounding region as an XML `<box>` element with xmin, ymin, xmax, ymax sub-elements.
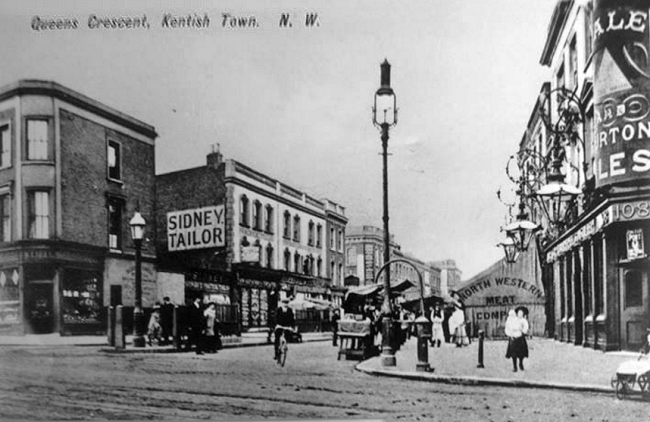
<box><xmin>0</xmin><ymin>342</ymin><xmax>646</xmax><ymax>421</ymax></box>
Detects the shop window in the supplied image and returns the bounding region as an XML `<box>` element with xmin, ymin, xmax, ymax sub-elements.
<box><xmin>0</xmin><ymin>268</ymin><xmax>20</xmax><ymax>326</ymax></box>
<box><xmin>108</xmin><ymin>197</ymin><xmax>123</xmax><ymax>250</ymax></box>
<box><xmin>264</xmin><ymin>205</ymin><xmax>274</xmax><ymax>233</ymax></box>
<box><xmin>239</xmin><ymin>195</ymin><xmax>250</xmax><ymax>227</ymax></box>
<box><xmin>62</xmin><ymin>269</ymin><xmax>102</xmax><ymax>325</ymax></box>
<box><xmin>0</xmin><ymin>123</ymin><xmax>10</xmax><ymax>169</ymax></box>
<box><xmin>107</xmin><ymin>140</ymin><xmax>122</xmax><ymax>181</ymax></box>
<box><xmin>0</xmin><ymin>193</ymin><xmax>10</xmax><ymax>242</ymax></box>
<box><xmin>26</xmin><ymin>119</ymin><xmax>49</xmax><ymax>160</ymax></box>
<box><xmin>625</xmin><ymin>271</ymin><xmax>643</xmax><ymax>308</ymax></box>
<box><xmin>27</xmin><ymin>190</ymin><xmax>49</xmax><ymax>239</ymax></box>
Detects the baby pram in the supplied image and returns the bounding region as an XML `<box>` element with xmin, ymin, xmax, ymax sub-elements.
<box><xmin>611</xmin><ymin>333</ymin><xmax>650</xmax><ymax>400</ymax></box>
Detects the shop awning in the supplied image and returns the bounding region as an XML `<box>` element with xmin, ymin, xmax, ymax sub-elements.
<box><xmin>345</xmin><ymin>283</ymin><xmax>383</xmax><ymax>300</ymax></box>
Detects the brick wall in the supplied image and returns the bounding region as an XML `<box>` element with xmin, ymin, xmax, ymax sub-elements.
<box><xmin>60</xmin><ymin>109</ymin><xmax>155</xmax><ymax>253</ymax></box>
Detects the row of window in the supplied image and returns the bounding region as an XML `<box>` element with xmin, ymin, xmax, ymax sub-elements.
<box><xmin>239</xmin><ymin>195</ymin><xmax>345</xmax><ymax>250</ymax></box>
<box><xmin>241</xmin><ymin>236</ymin><xmax>343</xmax><ymax>283</ymax></box>
<box><xmin>0</xmin><ymin>120</ymin><xmax>123</xmax><ymax>182</ymax></box>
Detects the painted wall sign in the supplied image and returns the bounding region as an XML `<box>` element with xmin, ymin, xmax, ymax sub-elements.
<box><xmin>241</xmin><ymin>245</ymin><xmax>260</xmax><ymax>263</ymax></box>
<box><xmin>593</xmin><ymin>0</ymin><xmax>650</xmax><ymax>189</ymax></box>
<box><xmin>455</xmin><ymin>277</ymin><xmax>545</xmax><ymax>305</ymax></box>
<box><xmin>167</xmin><ymin>205</ymin><xmax>225</xmax><ymax>251</ymax></box>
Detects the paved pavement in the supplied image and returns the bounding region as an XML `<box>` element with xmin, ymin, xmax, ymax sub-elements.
<box><xmin>356</xmin><ymin>335</ymin><xmax>646</xmax><ymax>393</ymax></box>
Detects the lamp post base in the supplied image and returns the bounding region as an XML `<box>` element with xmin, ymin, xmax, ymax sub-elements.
<box><xmin>416</xmin><ymin>362</ymin><xmax>432</xmax><ymax>372</ymax></box>
<box><xmin>381</xmin><ymin>353</ymin><xmax>397</xmax><ymax>367</ymax></box>
<box><xmin>381</xmin><ymin>318</ymin><xmax>396</xmax><ymax>367</ymax></box>
<box><xmin>132</xmin><ymin>308</ymin><xmax>146</xmax><ymax>348</ymax></box>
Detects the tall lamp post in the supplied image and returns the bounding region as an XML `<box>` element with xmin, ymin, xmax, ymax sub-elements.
<box><xmin>130</xmin><ymin>211</ymin><xmax>146</xmax><ymax>348</ymax></box>
<box><xmin>372</xmin><ymin>59</ymin><xmax>398</xmax><ymax>366</ymax></box>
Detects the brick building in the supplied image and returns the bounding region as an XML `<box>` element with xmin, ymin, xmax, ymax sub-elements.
<box><xmin>0</xmin><ymin>80</ymin><xmax>157</xmax><ymax>335</ymax></box>
<box><xmin>156</xmin><ymin>149</ymin><xmax>347</xmax><ymax>332</ymax></box>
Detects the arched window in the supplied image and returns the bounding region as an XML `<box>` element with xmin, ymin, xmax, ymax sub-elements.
<box><xmin>239</xmin><ymin>195</ymin><xmax>249</xmax><ymax>227</ymax></box>
<box><xmin>252</xmin><ymin>200</ymin><xmax>262</xmax><ymax>230</ymax></box>
<box><xmin>330</xmin><ymin>227</ymin><xmax>335</xmax><ymax>249</ymax></box>
<box><xmin>316</xmin><ymin>224</ymin><xmax>322</xmax><ymax>247</ymax></box>
<box><xmin>337</xmin><ymin>229</ymin><xmax>343</xmax><ymax>251</ymax></box>
<box><xmin>308</xmin><ymin>220</ymin><xmax>315</xmax><ymax>246</ymax></box>
<box><xmin>265</xmin><ymin>205</ymin><xmax>274</xmax><ymax>233</ymax></box>
<box><xmin>338</xmin><ymin>263</ymin><xmax>343</xmax><ymax>285</ymax></box>
<box><xmin>317</xmin><ymin>257</ymin><xmax>322</xmax><ymax>277</ymax></box>
<box><xmin>293</xmin><ymin>215</ymin><xmax>301</xmax><ymax>242</ymax></box>
<box><xmin>283</xmin><ymin>211</ymin><xmax>291</xmax><ymax>238</ymax></box>
<box><xmin>330</xmin><ymin>260</ymin><xmax>335</xmax><ymax>281</ymax></box>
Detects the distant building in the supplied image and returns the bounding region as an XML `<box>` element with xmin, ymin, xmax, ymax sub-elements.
<box><xmin>431</xmin><ymin>259</ymin><xmax>462</xmax><ymax>296</ymax></box>
<box><xmin>0</xmin><ymin>80</ymin><xmax>157</xmax><ymax>335</ymax></box>
<box><xmin>344</xmin><ymin>225</ymin><xmax>440</xmax><ymax>297</ymax></box>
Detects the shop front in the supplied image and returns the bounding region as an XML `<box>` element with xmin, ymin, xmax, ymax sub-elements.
<box><xmin>547</xmin><ymin>196</ymin><xmax>650</xmax><ymax>351</ymax></box>
<box><xmin>0</xmin><ymin>241</ymin><xmax>106</xmax><ymax>335</ymax></box>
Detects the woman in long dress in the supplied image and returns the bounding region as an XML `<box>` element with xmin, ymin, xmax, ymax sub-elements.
<box><xmin>449</xmin><ymin>305</ymin><xmax>468</xmax><ymax>347</ymax></box>
<box><xmin>505</xmin><ymin>308</ymin><xmax>529</xmax><ymax>371</ymax></box>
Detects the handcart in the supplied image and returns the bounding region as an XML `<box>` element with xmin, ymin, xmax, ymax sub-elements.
<box><xmin>611</xmin><ymin>333</ymin><xmax>650</xmax><ymax>400</ymax></box>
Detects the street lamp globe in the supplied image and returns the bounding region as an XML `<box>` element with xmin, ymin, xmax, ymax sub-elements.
<box><xmin>373</xmin><ymin>59</ymin><xmax>398</xmax><ymax>127</ymax></box>
<box><xmin>498</xmin><ymin>236</ymin><xmax>519</xmax><ymax>264</ymax></box>
<box><xmin>129</xmin><ymin>212</ymin><xmax>146</xmax><ymax>241</ymax></box>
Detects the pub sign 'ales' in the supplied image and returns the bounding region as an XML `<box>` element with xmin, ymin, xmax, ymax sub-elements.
<box><xmin>593</xmin><ymin>0</ymin><xmax>650</xmax><ymax>188</ymax></box>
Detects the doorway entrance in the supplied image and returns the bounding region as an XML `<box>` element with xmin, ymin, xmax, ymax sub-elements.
<box><xmin>620</xmin><ymin>269</ymin><xmax>649</xmax><ymax>350</ymax></box>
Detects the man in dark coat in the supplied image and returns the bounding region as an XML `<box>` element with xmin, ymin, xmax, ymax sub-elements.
<box><xmin>188</xmin><ymin>296</ymin><xmax>205</xmax><ymax>355</ymax></box>
<box><xmin>159</xmin><ymin>296</ymin><xmax>174</xmax><ymax>345</ymax></box>
<box><xmin>331</xmin><ymin>309</ymin><xmax>341</xmax><ymax>346</ymax></box>
<box><xmin>274</xmin><ymin>298</ymin><xmax>295</xmax><ymax>359</ymax></box>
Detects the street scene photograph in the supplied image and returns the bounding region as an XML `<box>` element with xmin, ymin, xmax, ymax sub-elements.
<box><xmin>0</xmin><ymin>0</ymin><xmax>650</xmax><ymax>421</ymax></box>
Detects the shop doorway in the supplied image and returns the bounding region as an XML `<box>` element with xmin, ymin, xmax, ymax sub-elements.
<box><xmin>620</xmin><ymin>269</ymin><xmax>649</xmax><ymax>350</ymax></box>
<box><xmin>27</xmin><ymin>283</ymin><xmax>54</xmax><ymax>334</ymax></box>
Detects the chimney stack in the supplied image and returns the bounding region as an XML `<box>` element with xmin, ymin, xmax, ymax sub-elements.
<box><xmin>207</xmin><ymin>143</ymin><xmax>222</xmax><ymax>168</ymax></box>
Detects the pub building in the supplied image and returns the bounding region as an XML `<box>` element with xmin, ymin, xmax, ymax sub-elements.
<box><xmin>0</xmin><ymin>80</ymin><xmax>158</xmax><ymax>335</ymax></box>
<box><xmin>528</xmin><ymin>0</ymin><xmax>650</xmax><ymax>351</ymax></box>
<box><xmin>155</xmin><ymin>148</ymin><xmax>346</xmax><ymax>334</ymax></box>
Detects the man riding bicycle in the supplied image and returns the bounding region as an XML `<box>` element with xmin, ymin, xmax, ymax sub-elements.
<box><xmin>274</xmin><ymin>298</ymin><xmax>295</xmax><ymax>360</ymax></box>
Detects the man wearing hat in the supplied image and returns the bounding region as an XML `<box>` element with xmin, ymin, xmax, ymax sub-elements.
<box><xmin>274</xmin><ymin>298</ymin><xmax>295</xmax><ymax>360</ymax></box>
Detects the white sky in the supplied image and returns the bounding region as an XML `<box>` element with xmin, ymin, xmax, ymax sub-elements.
<box><xmin>1</xmin><ymin>0</ymin><xmax>558</xmax><ymax>280</ymax></box>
